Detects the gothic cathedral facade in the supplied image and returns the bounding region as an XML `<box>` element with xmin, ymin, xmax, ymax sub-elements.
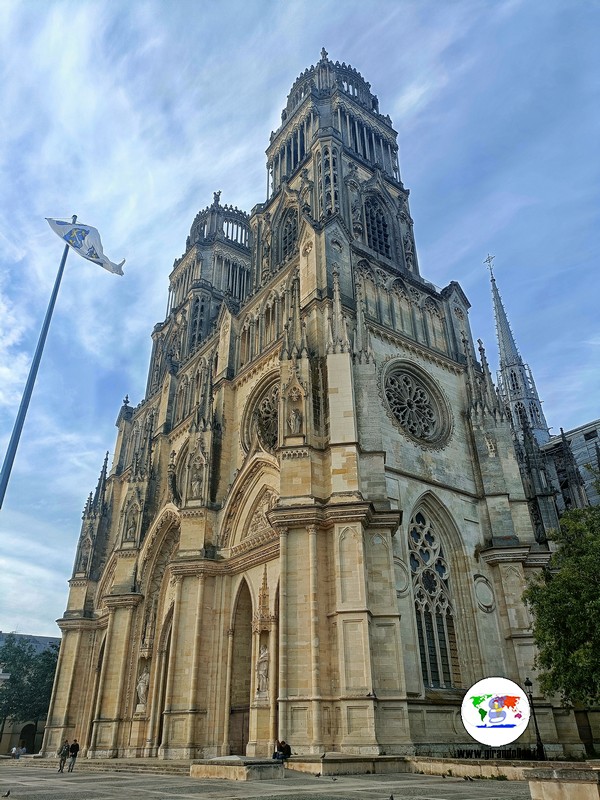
<box><xmin>44</xmin><ymin>51</ymin><xmax>585</xmax><ymax>760</ymax></box>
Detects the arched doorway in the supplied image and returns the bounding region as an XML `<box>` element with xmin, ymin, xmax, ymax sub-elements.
<box><xmin>229</xmin><ymin>581</ymin><xmax>252</xmax><ymax>754</ymax></box>
<box><xmin>19</xmin><ymin>723</ymin><xmax>35</xmax><ymax>754</ymax></box>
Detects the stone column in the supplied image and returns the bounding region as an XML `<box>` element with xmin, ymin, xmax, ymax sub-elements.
<box><xmin>107</xmin><ymin>595</ymin><xmax>140</xmax><ymax>754</ymax></box>
<box><xmin>89</xmin><ymin>608</ymin><xmax>116</xmax><ymax>754</ymax></box>
<box><xmin>160</xmin><ymin>575</ymin><xmax>182</xmax><ymax>752</ymax></box>
<box><xmin>186</xmin><ymin>573</ymin><xmax>205</xmax><ymax>752</ymax></box>
<box><xmin>268</xmin><ymin>619</ymin><xmax>278</xmax><ymax>748</ymax></box>
<box><xmin>308</xmin><ymin>524</ymin><xmax>323</xmax><ymax>750</ymax></box>
<box><xmin>277</xmin><ymin>526</ymin><xmax>288</xmax><ymax>737</ymax></box>
<box><xmin>221</xmin><ymin>628</ymin><xmax>234</xmax><ymax>754</ymax></box>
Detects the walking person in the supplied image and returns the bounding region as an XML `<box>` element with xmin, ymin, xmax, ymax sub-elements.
<box><xmin>57</xmin><ymin>740</ymin><xmax>69</xmax><ymax>772</ymax></box>
<box><xmin>67</xmin><ymin>739</ymin><xmax>79</xmax><ymax>772</ymax></box>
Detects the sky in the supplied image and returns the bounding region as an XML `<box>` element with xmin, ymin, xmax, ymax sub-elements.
<box><xmin>0</xmin><ymin>0</ymin><xmax>598</xmax><ymax>636</ymax></box>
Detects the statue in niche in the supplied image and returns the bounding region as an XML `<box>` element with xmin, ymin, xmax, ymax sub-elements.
<box><xmin>398</xmin><ymin>194</ymin><xmax>411</xmax><ymax>223</ymax></box>
<box><xmin>287</xmin><ymin>407</ymin><xmax>302</xmax><ymax>435</ymax></box>
<box><xmin>261</xmin><ymin>213</ymin><xmax>272</xmax><ymax>276</ymax></box>
<box><xmin>403</xmin><ymin>232</ymin><xmax>414</xmax><ymax>268</ymax></box>
<box><xmin>124</xmin><ymin>510</ymin><xmax>137</xmax><ymax>541</ymax></box>
<box><xmin>189</xmin><ymin>454</ymin><xmax>204</xmax><ymax>499</ymax></box>
<box><xmin>77</xmin><ymin>540</ymin><xmax>90</xmax><ymax>573</ymax></box>
<box><xmin>168</xmin><ymin>457</ymin><xmax>181</xmax><ymax>506</ymax></box>
<box><xmin>142</xmin><ymin>601</ymin><xmax>156</xmax><ymax>645</ymax></box>
<box><xmin>136</xmin><ymin>666</ymin><xmax>150</xmax><ymax>706</ymax></box>
<box><xmin>256</xmin><ymin>644</ymin><xmax>269</xmax><ymax>693</ymax></box>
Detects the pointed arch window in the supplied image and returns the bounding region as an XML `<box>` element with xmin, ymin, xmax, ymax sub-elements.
<box><xmin>409</xmin><ymin>509</ymin><xmax>460</xmax><ymax>689</ymax></box>
<box><xmin>509</xmin><ymin>370</ymin><xmax>520</xmax><ymax>393</ymax></box>
<box><xmin>365</xmin><ymin>196</ymin><xmax>391</xmax><ymax>258</ymax></box>
<box><xmin>515</xmin><ymin>401</ymin><xmax>528</xmax><ymax>429</ymax></box>
<box><xmin>189</xmin><ymin>296</ymin><xmax>206</xmax><ymax>352</ymax></box>
<box><xmin>529</xmin><ymin>401</ymin><xmax>542</xmax><ymax>426</ymax></box>
<box><xmin>281</xmin><ymin>209</ymin><xmax>298</xmax><ymax>261</ymax></box>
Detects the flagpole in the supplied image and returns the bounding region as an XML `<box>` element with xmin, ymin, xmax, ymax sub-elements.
<box><xmin>0</xmin><ymin>215</ymin><xmax>77</xmax><ymax>511</ymax></box>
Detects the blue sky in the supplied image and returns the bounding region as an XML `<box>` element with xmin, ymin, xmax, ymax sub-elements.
<box><xmin>0</xmin><ymin>0</ymin><xmax>598</xmax><ymax>636</ymax></box>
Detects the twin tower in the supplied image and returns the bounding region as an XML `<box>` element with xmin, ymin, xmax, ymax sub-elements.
<box><xmin>44</xmin><ymin>50</ymin><xmax>586</xmax><ymax>761</ymax></box>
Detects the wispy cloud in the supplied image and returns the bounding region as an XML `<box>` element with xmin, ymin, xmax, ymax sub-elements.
<box><xmin>0</xmin><ymin>0</ymin><xmax>598</xmax><ymax>634</ymax></box>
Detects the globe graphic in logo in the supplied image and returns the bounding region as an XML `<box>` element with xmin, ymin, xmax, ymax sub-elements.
<box><xmin>461</xmin><ymin>677</ymin><xmax>530</xmax><ymax>746</ymax></box>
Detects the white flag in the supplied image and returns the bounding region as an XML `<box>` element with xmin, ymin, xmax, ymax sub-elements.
<box><xmin>46</xmin><ymin>218</ymin><xmax>125</xmax><ymax>275</ymax></box>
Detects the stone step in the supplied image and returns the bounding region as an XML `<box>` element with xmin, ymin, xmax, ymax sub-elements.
<box><xmin>9</xmin><ymin>758</ymin><xmax>192</xmax><ymax>775</ymax></box>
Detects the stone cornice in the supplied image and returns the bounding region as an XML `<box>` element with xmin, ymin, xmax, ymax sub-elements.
<box><xmin>230</xmin><ymin>529</ymin><xmax>279</xmax><ymax>558</ymax></box>
<box><xmin>525</xmin><ymin>548</ymin><xmax>552</xmax><ymax>569</ymax></box>
<box><xmin>371</xmin><ymin>326</ymin><xmax>463</xmax><ymax>376</ymax></box>
<box><xmin>479</xmin><ymin>545</ymin><xmax>531</xmax><ymax>566</ymax></box>
<box><xmin>180</xmin><ymin>507</ymin><xmax>207</xmax><ymax>520</ymax></box>
<box><xmin>104</xmin><ymin>592</ymin><xmax>144</xmax><ymax>610</ymax></box>
<box><xmin>56</xmin><ymin>617</ymin><xmax>100</xmax><ymax>632</ymax></box>
<box><xmin>268</xmin><ymin>501</ymin><xmax>402</xmax><ymax>532</ymax></box>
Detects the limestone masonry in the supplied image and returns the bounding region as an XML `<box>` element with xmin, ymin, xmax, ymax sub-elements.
<box><xmin>44</xmin><ymin>50</ymin><xmax>594</xmax><ymax>760</ymax></box>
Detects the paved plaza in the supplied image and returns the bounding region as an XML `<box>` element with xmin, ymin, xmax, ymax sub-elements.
<box><xmin>0</xmin><ymin>763</ymin><xmax>532</xmax><ymax>800</ymax></box>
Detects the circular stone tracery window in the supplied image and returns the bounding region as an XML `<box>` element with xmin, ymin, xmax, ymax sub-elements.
<box><xmin>383</xmin><ymin>363</ymin><xmax>451</xmax><ymax>448</ymax></box>
<box><xmin>254</xmin><ymin>385</ymin><xmax>279</xmax><ymax>451</ymax></box>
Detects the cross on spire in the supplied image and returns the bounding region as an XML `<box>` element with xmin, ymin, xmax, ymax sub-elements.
<box><xmin>484</xmin><ymin>253</ymin><xmax>495</xmax><ymax>276</ymax></box>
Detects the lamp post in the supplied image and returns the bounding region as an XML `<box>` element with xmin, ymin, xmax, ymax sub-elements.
<box><xmin>524</xmin><ymin>677</ymin><xmax>546</xmax><ymax>760</ymax></box>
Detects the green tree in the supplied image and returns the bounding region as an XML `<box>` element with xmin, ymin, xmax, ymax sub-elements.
<box><xmin>0</xmin><ymin>634</ymin><xmax>60</xmax><ymax>746</ymax></box>
<box><xmin>523</xmin><ymin>504</ymin><xmax>600</xmax><ymax>705</ymax></box>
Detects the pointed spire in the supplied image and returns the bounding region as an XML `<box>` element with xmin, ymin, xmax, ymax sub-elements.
<box><xmin>353</xmin><ymin>279</ymin><xmax>373</xmax><ymax>363</ymax></box>
<box><xmin>200</xmin><ymin>354</ymin><xmax>214</xmax><ymax>430</ymax></box>
<box><xmin>489</xmin><ymin>265</ymin><xmax>521</xmax><ymax>368</ymax></box>
<box><xmin>92</xmin><ymin>451</ymin><xmax>109</xmax><ymax>511</ymax></box>
<box><xmin>289</xmin><ymin>274</ymin><xmax>303</xmax><ymax>357</ymax></box>
<box><xmin>82</xmin><ymin>492</ymin><xmax>93</xmax><ymax>519</ymax></box>
<box><xmin>327</xmin><ymin>269</ymin><xmax>350</xmax><ymax>354</ymax></box>
<box><xmin>489</xmin><ymin>259</ymin><xmax>550</xmax><ymax>445</ymax></box>
<box><xmin>300</xmin><ymin>320</ymin><xmax>309</xmax><ymax>358</ymax></box>
<box><xmin>477</xmin><ymin>339</ymin><xmax>502</xmax><ymax>417</ymax></box>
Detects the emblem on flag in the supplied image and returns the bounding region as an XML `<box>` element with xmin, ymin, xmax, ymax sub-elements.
<box><xmin>46</xmin><ymin>218</ymin><xmax>125</xmax><ymax>275</ymax></box>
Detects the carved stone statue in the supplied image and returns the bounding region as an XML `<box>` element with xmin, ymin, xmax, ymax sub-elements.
<box><xmin>136</xmin><ymin>667</ymin><xmax>150</xmax><ymax>706</ymax></box>
<box><xmin>256</xmin><ymin>644</ymin><xmax>269</xmax><ymax>693</ymax></box>
<box><xmin>124</xmin><ymin>511</ymin><xmax>136</xmax><ymax>541</ymax></box>
<box><xmin>77</xmin><ymin>540</ymin><xmax>90</xmax><ymax>573</ymax></box>
<box><xmin>287</xmin><ymin>407</ymin><xmax>302</xmax><ymax>435</ymax></box>
<box><xmin>403</xmin><ymin>232</ymin><xmax>414</xmax><ymax>268</ymax></box>
<box><xmin>189</xmin><ymin>454</ymin><xmax>204</xmax><ymax>499</ymax></box>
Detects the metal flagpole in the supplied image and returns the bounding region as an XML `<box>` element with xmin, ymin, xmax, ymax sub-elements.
<box><xmin>0</xmin><ymin>215</ymin><xmax>77</xmax><ymax>511</ymax></box>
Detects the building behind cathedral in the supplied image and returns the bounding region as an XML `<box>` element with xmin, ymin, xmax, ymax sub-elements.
<box><xmin>43</xmin><ymin>50</ymin><xmax>597</xmax><ymax>761</ymax></box>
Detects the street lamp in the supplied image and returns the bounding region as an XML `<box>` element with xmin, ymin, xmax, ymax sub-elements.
<box><xmin>524</xmin><ymin>677</ymin><xmax>546</xmax><ymax>761</ymax></box>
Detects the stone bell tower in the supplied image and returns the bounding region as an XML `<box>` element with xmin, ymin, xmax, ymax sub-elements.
<box><xmin>45</xmin><ymin>50</ymin><xmax>584</xmax><ymax>764</ymax></box>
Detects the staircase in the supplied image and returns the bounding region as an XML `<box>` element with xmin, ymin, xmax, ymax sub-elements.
<box><xmin>7</xmin><ymin>757</ymin><xmax>192</xmax><ymax>775</ymax></box>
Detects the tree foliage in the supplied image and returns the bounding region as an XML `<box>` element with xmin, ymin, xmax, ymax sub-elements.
<box><xmin>523</xmin><ymin>504</ymin><xmax>600</xmax><ymax>706</ymax></box>
<box><xmin>0</xmin><ymin>634</ymin><xmax>59</xmax><ymax>724</ymax></box>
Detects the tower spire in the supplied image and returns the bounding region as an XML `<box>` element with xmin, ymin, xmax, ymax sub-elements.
<box><xmin>489</xmin><ymin>258</ymin><xmax>550</xmax><ymax>445</ymax></box>
<box><xmin>488</xmin><ymin>255</ymin><xmax>521</xmax><ymax>368</ymax></box>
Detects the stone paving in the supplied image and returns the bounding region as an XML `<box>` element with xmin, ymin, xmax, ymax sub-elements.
<box><xmin>0</xmin><ymin>763</ymin><xmax>533</xmax><ymax>800</ymax></box>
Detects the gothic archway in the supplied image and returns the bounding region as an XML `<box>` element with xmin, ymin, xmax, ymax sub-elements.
<box><xmin>229</xmin><ymin>580</ymin><xmax>253</xmax><ymax>754</ymax></box>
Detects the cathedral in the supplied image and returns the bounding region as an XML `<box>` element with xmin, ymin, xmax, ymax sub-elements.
<box><xmin>43</xmin><ymin>50</ymin><xmax>590</xmax><ymax>760</ymax></box>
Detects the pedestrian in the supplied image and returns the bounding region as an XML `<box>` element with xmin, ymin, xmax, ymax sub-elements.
<box><xmin>57</xmin><ymin>739</ymin><xmax>69</xmax><ymax>772</ymax></box>
<box><xmin>272</xmin><ymin>739</ymin><xmax>291</xmax><ymax>760</ymax></box>
<box><xmin>10</xmin><ymin>746</ymin><xmax>17</xmax><ymax>760</ymax></box>
<box><xmin>67</xmin><ymin>739</ymin><xmax>79</xmax><ymax>772</ymax></box>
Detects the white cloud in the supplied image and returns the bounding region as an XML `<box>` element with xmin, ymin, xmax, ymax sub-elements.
<box><xmin>0</xmin><ymin>0</ymin><xmax>598</xmax><ymax>635</ymax></box>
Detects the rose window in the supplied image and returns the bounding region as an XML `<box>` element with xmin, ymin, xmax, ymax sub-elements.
<box><xmin>383</xmin><ymin>363</ymin><xmax>451</xmax><ymax>448</ymax></box>
<box><xmin>253</xmin><ymin>385</ymin><xmax>279</xmax><ymax>452</ymax></box>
